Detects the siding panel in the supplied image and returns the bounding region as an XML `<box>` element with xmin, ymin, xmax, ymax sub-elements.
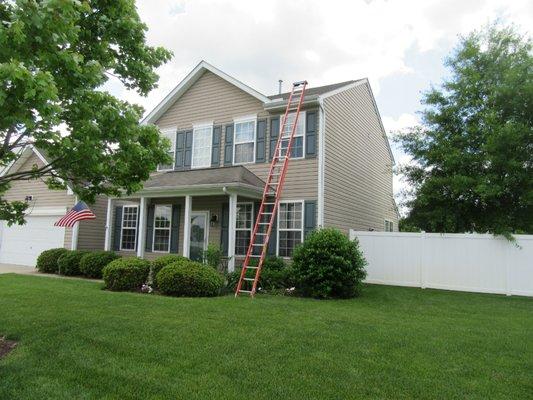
<box><xmin>323</xmin><ymin>83</ymin><xmax>398</xmax><ymax>234</ymax></box>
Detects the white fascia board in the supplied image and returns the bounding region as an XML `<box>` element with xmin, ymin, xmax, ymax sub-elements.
<box><xmin>142</xmin><ymin>60</ymin><xmax>270</xmax><ymax>125</ymax></box>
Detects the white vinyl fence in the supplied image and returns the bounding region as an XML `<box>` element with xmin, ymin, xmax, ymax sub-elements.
<box><xmin>349</xmin><ymin>231</ymin><xmax>533</xmax><ymax>297</ymax></box>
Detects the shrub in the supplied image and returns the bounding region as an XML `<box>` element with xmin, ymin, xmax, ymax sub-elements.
<box><xmin>150</xmin><ymin>254</ymin><xmax>189</xmax><ymax>286</ymax></box>
<box><xmin>79</xmin><ymin>251</ymin><xmax>120</xmax><ymax>279</ymax></box>
<box><xmin>156</xmin><ymin>261</ymin><xmax>224</xmax><ymax>297</ymax></box>
<box><xmin>203</xmin><ymin>244</ymin><xmax>223</xmax><ymax>270</ymax></box>
<box><xmin>57</xmin><ymin>250</ymin><xmax>89</xmax><ymax>276</ymax></box>
<box><xmin>36</xmin><ymin>248</ymin><xmax>69</xmax><ymax>273</ymax></box>
<box><xmin>292</xmin><ymin>228</ymin><xmax>367</xmax><ymax>299</ymax></box>
<box><xmin>102</xmin><ymin>257</ymin><xmax>150</xmax><ymax>291</ymax></box>
<box><xmin>225</xmin><ymin>257</ymin><xmax>293</xmax><ymax>293</ymax></box>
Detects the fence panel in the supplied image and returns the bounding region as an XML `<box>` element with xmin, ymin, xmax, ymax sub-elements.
<box><xmin>349</xmin><ymin>231</ymin><xmax>533</xmax><ymax>297</ymax></box>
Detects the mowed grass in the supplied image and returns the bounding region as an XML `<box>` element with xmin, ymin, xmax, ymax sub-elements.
<box><xmin>0</xmin><ymin>274</ymin><xmax>532</xmax><ymax>400</ymax></box>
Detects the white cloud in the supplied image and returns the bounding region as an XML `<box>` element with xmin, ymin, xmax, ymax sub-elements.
<box><xmin>104</xmin><ymin>0</ymin><xmax>532</xmax><ymax>114</ymax></box>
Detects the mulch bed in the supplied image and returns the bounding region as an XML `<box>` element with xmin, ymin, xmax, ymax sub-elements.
<box><xmin>0</xmin><ymin>336</ymin><xmax>17</xmax><ymax>359</ymax></box>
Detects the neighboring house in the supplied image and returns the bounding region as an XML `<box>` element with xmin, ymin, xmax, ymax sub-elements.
<box><xmin>104</xmin><ymin>61</ymin><xmax>398</xmax><ymax>271</ymax></box>
<box><xmin>0</xmin><ymin>147</ymin><xmax>107</xmax><ymax>266</ymax></box>
<box><xmin>0</xmin><ymin>60</ymin><xmax>398</xmax><ymax>269</ymax></box>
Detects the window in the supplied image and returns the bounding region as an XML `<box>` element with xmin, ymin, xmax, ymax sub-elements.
<box><xmin>277</xmin><ymin>201</ymin><xmax>303</xmax><ymax>257</ymax></box>
<box><xmin>157</xmin><ymin>129</ymin><xmax>176</xmax><ymax>171</ymax></box>
<box><xmin>280</xmin><ymin>111</ymin><xmax>305</xmax><ymax>159</ymax></box>
<box><xmin>192</xmin><ymin>124</ymin><xmax>213</xmax><ymax>168</ymax></box>
<box><xmin>385</xmin><ymin>220</ymin><xmax>394</xmax><ymax>232</ymax></box>
<box><xmin>120</xmin><ymin>205</ymin><xmax>138</xmax><ymax>251</ymax></box>
<box><xmin>235</xmin><ymin>203</ymin><xmax>253</xmax><ymax>255</ymax></box>
<box><xmin>234</xmin><ymin>118</ymin><xmax>256</xmax><ymax>164</ymax></box>
<box><xmin>153</xmin><ymin>205</ymin><xmax>172</xmax><ymax>252</ymax></box>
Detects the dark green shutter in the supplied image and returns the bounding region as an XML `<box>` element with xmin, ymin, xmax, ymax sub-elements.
<box><xmin>145</xmin><ymin>204</ymin><xmax>155</xmax><ymax>252</ymax></box>
<box><xmin>220</xmin><ymin>203</ymin><xmax>229</xmax><ymax>254</ymax></box>
<box><xmin>305</xmin><ymin>111</ymin><xmax>317</xmax><ymax>157</ymax></box>
<box><xmin>269</xmin><ymin>117</ymin><xmax>279</xmax><ymax>160</ymax></box>
<box><xmin>211</xmin><ymin>126</ymin><xmax>221</xmax><ymax>167</ymax></box>
<box><xmin>112</xmin><ymin>206</ymin><xmax>122</xmax><ymax>251</ymax></box>
<box><xmin>224</xmin><ymin>125</ymin><xmax>234</xmax><ymax>165</ymax></box>
<box><xmin>256</xmin><ymin>119</ymin><xmax>266</xmax><ymax>163</ymax></box>
<box><xmin>267</xmin><ymin>209</ymin><xmax>277</xmax><ymax>256</ymax></box>
<box><xmin>184</xmin><ymin>130</ymin><xmax>193</xmax><ymax>169</ymax></box>
<box><xmin>304</xmin><ymin>200</ymin><xmax>317</xmax><ymax>238</ymax></box>
<box><xmin>175</xmin><ymin>131</ymin><xmax>186</xmax><ymax>169</ymax></box>
<box><xmin>170</xmin><ymin>204</ymin><xmax>180</xmax><ymax>253</ymax></box>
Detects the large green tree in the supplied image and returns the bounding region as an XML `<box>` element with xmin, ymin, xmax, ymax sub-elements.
<box><xmin>0</xmin><ymin>0</ymin><xmax>172</xmax><ymax>225</ymax></box>
<box><xmin>396</xmin><ymin>25</ymin><xmax>532</xmax><ymax>236</ymax></box>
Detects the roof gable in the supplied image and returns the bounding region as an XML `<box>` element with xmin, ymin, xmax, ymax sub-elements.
<box><xmin>142</xmin><ymin>61</ymin><xmax>270</xmax><ymax>125</ymax></box>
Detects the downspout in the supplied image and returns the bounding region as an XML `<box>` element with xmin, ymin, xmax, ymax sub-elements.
<box><xmin>317</xmin><ymin>98</ymin><xmax>326</xmax><ymax>228</ymax></box>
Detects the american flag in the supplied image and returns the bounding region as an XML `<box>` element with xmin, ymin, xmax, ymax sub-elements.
<box><xmin>54</xmin><ymin>201</ymin><xmax>96</xmax><ymax>227</ymax></box>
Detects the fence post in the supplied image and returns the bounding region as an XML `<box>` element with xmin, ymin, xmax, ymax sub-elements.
<box><xmin>505</xmin><ymin>241</ymin><xmax>512</xmax><ymax>296</ymax></box>
<box><xmin>419</xmin><ymin>231</ymin><xmax>426</xmax><ymax>289</ymax></box>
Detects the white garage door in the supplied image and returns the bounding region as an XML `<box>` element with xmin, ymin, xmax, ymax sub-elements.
<box><xmin>0</xmin><ymin>215</ymin><xmax>65</xmax><ymax>266</ymax></box>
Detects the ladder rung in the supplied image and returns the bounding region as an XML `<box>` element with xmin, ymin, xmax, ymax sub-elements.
<box><xmin>243</xmin><ymin>278</ymin><xmax>255</xmax><ymax>282</ymax></box>
<box><xmin>252</xmin><ymin>243</ymin><xmax>265</xmax><ymax>246</ymax></box>
<box><xmin>239</xmin><ymin>290</ymin><xmax>253</xmax><ymax>294</ymax></box>
<box><xmin>245</xmin><ymin>266</ymin><xmax>259</xmax><ymax>269</ymax></box>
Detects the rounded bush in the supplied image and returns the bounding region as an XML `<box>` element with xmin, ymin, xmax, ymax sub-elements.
<box><xmin>36</xmin><ymin>248</ymin><xmax>69</xmax><ymax>273</ymax></box>
<box><xmin>156</xmin><ymin>261</ymin><xmax>224</xmax><ymax>297</ymax></box>
<box><xmin>102</xmin><ymin>257</ymin><xmax>150</xmax><ymax>291</ymax></box>
<box><xmin>292</xmin><ymin>228</ymin><xmax>367</xmax><ymax>299</ymax></box>
<box><xmin>80</xmin><ymin>251</ymin><xmax>120</xmax><ymax>279</ymax></box>
<box><xmin>150</xmin><ymin>254</ymin><xmax>189</xmax><ymax>284</ymax></box>
<box><xmin>57</xmin><ymin>250</ymin><xmax>89</xmax><ymax>276</ymax></box>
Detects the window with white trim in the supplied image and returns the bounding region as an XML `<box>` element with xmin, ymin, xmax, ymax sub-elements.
<box><xmin>385</xmin><ymin>220</ymin><xmax>394</xmax><ymax>232</ymax></box>
<box><xmin>235</xmin><ymin>203</ymin><xmax>253</xmax><ymax>255</ymax></box>
<box><xmin>277</xmin><ymin>201</ymin><xmax>303</xmax><ymax>257</ymax></box>
<box><xmin>280</xmin><ymin>111</ymin><xmax>305</xmax><ymax>159</ymax></box>
<box><xmin>153</xmin><ymin>205</ymin><xmax>172</xmax><ymax>252</ymax></box>
<box><xmin>233</xmin><ymin>118</ymin><xmax>256</xmax><ymax>164</ymax></box>
<box><xmin>120</xmin><ymin>206</ymin><xmax>138</xmax><ymax>251</ymax></box>
<box><xmin>192</xmin><ymin>124</ymin><xmax>213</xmax><ymax>168</ymax></box>
<box><xmin>158</xmin><ymin>129</ymin><xmax>176</xmax><ymax>171</ymax></box>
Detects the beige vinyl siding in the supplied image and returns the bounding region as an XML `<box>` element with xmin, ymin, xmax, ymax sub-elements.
<box><xmin>77</xmin><ymin>195</ymin><xmax>108</xmax><ymax>251</ymax></box>
<box><xmin>323</xmin><ymin>83</ymin><xmax>398</xmax><ymax>234</ymax></box>
<box><xmin>154</xmin><ymin>70</ymin><xmax>318</xmax><ymax>202</ymax></box>
<box><xmin>3</xmin><ymin>152</ymin><xmax>75</xmax><ymax>248</ymax></box>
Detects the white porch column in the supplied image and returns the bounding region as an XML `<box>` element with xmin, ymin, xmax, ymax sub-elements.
<box><xmin>71</xmin><ymin>196</ymin><xmax>79</xmax><ymax>250</ymax></box>
<box><xmin>227</xmin><ymin>192</ymin><xmax>238</xmax><ymax>272</ymax></box>
<box><xmin>104</xmin><ymin>198</ymin><xmax>113</xmax><ymax>251</ymax></box>
<box><xmin>182</xmin><ymin>195</ymin><xmax>192</xmax><ymax>257</ymax></box>
<box><xmin>136</xmin><ymin>197</ymin><xmax>148</xmax><ymax>258</ymax></box>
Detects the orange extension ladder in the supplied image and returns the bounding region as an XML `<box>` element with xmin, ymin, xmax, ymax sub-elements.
<box><xmin>235</xmin><ymin>80</ymin><xmax>308</xmax><ymax>297</ymax></box>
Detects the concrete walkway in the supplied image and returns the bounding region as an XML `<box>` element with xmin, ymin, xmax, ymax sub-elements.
<box><xmin>0</xmin><ymin>264</ymin><xmax>36</xmax><ymax>275</ymax></box>
<box><xmin>0</xmin><ymin>263</ymin><xmax>102</xmax><ymax>282</ymax></box>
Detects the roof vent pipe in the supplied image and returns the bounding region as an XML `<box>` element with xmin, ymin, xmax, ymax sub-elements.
<box><xmin>278</xmin><ymin>79</ymin><xmax>283</xmax><ymax>94</ymax></box>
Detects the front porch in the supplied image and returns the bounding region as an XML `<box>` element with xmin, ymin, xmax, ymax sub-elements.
<box><xmin>103</xmin><ymin>166</ymin><xmax>267</xmax><ymax>272</ymax></box>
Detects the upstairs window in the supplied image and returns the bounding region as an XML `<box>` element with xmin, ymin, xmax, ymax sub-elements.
<box><xmin>120</xmin><ymin>205</ymin><xmax>138</xmax><ymax>251</ymax></box>
<box><xmin>158</xmin><ymin>129</ymin><xmax>176</xmax><ymax>171</ymax></box>
<box><xmin>234</xmin><ymin>117</ymin><xmax>256</xmax><ymax>164</ymax></box>
<box><xmin>192</xmin><ymin>124</ymin><xmax>213</xmax><ymax>169</ymax></box>
<box><xmin>280</xmin><ymin>111</ymin><xmax>305</xmax><ymax>159</ymax></box>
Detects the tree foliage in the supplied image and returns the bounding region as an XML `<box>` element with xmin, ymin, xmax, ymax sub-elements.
<box><xmin>0</xmin><ymin>0</ymin><xmax>172</xmax><ymax>224</ymax></box>
<box><xmin>396</xmin><ymin>24</ymin><xmax>532</xmax><ymax>236</ymax></box>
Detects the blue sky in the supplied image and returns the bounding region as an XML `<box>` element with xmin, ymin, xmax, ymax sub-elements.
<box><xmin>104</xmin><ymin>0</ymin><xmax>532</xmax><ymax>210</ymax></box>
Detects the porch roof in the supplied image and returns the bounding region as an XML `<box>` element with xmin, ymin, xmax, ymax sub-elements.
<box><xmin>135</xmin><ymin>166</ymin><xmax>265</xmax><ymax>198</ymax></box>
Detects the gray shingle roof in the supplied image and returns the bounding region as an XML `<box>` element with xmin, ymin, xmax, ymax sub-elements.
<box><xmin>144</xmin><ymin>166</ymin><xmax>265</xmax><ymax>190</ymax></box>
<box><xmin>267</xmin><ymin>80</ymin><xmax>364</xmax><ymax>101</ymax></box>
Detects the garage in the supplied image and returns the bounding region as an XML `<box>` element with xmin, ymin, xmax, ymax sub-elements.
<box><xmin>0</xmin><ymin>214</ymin><xmax>65</xmax><ymax>267</ymax></box>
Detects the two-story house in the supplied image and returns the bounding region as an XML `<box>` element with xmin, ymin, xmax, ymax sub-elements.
<box><xmin>0</xmin><ymin>61</ymin><xmax>398</xmax><ymax>270</ymax></box>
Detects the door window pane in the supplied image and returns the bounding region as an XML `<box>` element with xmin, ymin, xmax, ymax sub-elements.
<box><xmin>189</xmin><ymin>213</ymin><xmax>207</xmax><ymax>261</ymax></box>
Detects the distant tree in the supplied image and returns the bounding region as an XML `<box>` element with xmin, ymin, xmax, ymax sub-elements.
<box><xmin>0</xmin><ymin>0</ymin><xmax>173</xmax><ymax>225</ymax></box>
<box><xmin>396</xmin><ymin>24</ymin><xmax>532</xmax><ymax>236</ymax></box>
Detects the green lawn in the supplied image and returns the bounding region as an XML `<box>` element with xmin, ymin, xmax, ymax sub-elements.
<box><xmin>0</xmin><ymin>274</ymin><xmax>531</xmax><ymax>399</ymax></box>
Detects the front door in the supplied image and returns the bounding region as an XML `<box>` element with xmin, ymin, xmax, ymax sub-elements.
<box><xmin>189</xmin><ymin>211</ymin><xmax>209</xmax><ymax>261</ymax></box>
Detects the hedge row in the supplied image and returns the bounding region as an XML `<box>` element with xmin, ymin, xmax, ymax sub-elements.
<box><xmin>36</xmin><ymin>248</ymin><xmax>119</xmax><ymax>279</ymax></box>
